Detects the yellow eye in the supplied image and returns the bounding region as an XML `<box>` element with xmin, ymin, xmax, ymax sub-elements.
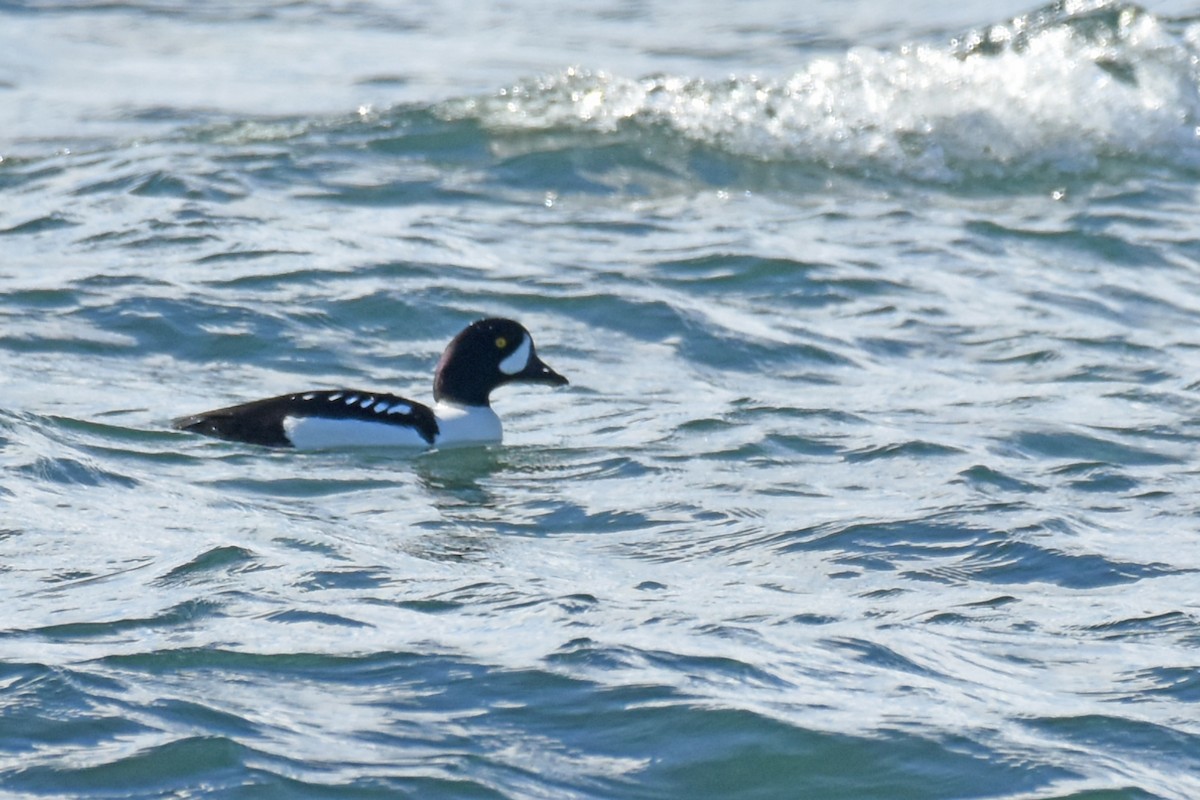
<box><xmin>495</xmin><ymin>336</ymin><xmax>507</xmax><ymax>349</ymax></box>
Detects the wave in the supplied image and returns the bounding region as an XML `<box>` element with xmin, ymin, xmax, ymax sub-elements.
<box><xmin>435</xmin><ymin>1</ymin><xmax>1200</xmax><ymax>184</ymax></box>
<box><xmin>12</xmin><ymin>1</ymin><xmax>1197</xmax><ymax>199</ymax></box>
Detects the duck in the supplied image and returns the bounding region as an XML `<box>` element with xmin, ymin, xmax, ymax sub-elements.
<box><xmin>172</xmin><ymin>317</ymin><xmax>568</xmax><ymax>449</ymax></box>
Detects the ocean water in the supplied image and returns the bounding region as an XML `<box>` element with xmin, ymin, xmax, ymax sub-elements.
<box><xmin>3</xmin><ymin>0</ymin><xmax>1200</xmax><ymax>797</ymax></box>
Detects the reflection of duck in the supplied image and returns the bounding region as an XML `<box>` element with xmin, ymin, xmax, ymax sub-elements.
<box><xmin>173</xmin><ymin>318</ymin><xmax>568</xmax><ymax>449</ymax></box>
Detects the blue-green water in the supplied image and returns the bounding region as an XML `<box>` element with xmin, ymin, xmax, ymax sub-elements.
<box><xmin>3</xmin><ymin>1</ymin><xmax>1200</xmax><ymax>797</ymax></box>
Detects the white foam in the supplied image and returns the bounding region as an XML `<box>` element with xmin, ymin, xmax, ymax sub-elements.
<box><xmin>457</xmin><ymin>5</ymin><xmax>1200</xmax><ymax>182</ymax></box>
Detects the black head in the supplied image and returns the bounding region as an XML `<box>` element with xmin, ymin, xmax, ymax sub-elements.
<box><xmin>433</xmin><ymin>318</ymin><xmax>568</xmax><ymax>407</ymax></box>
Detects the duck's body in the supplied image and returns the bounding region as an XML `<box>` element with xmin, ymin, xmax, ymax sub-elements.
<box><xmin>173</xmin><ymin>318</ymin><xmax>567</xmax><ymax>450</ymax></box>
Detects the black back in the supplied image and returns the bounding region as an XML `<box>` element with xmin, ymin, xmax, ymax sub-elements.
<box><xmin>172</xmin><ymin>390</ymin><xmax>439</xmax><ymax>447</ymax></box>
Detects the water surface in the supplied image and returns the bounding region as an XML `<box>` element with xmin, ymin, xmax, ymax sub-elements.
<box><xmin>2</xmin><ymin>1</ymin><xmax>1200</xmax><ymax>798</ymax></box>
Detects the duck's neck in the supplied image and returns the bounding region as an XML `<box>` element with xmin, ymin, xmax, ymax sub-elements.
<box><xmin>433</xmin><ymin>401</ymin><xmax>502</xmax><ymax>446</ymax></box>
<box><xmin>433</xmin><ymin>355</ymin><xmax>496</xmax><ymax>407</ymax></box>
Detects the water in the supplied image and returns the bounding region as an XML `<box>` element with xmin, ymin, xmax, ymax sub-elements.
<box><xmin>3</xmin><ymin>0</ymin><xmax>1200</xmax><ymax>797</ymax></box>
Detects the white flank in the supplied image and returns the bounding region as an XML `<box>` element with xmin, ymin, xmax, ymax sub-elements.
<box><xmin>432</xmin><ymin>402</ymin><xmax>502</xmax><ymax>447</ymax></box>
<box><xmin>498</xmin><ymin>335</ymin><xmax>532</xmax><ymax>375</ymax></box>
<box><xmin>283</xmin><ymin>416</ymin><xmax>430</xmax><ymax>450</ymax></box>
<box><xmin>281</xmin><ymin>402</ymin><xmax>502</xmax><ymax>450</ymax></box>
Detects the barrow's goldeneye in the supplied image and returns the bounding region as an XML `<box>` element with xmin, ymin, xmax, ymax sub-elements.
<box><xmin>172</xmin><ymin>318</ymin><xmax>568</xmax><ymax>449</ymax></box>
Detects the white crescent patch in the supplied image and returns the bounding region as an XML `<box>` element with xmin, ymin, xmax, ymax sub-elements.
<box><xmin>283</xmin><ymin>416</ymin><xmax>430</xmax><ymax>450</ymax></box>
<box><xmin>498</xmin><ymin>335</ymin><xmax>532</xmax><ymax>376</ymax></box>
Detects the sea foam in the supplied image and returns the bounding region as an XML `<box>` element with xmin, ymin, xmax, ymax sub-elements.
<box><xmin>449</xmin><ymin>1</ymin><xmax>1200</xmax><ymax>182</ymax></box>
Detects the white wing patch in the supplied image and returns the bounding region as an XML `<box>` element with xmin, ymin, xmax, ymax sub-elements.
<box><xmin>498</xmin><ymin>335</ymin><xmax>532</xmax><ymax>376</ymax></box>
<box><xmin>284</xmin><ymin>416</ymin><xmax>430</xmax><ymax>450</ymax></box>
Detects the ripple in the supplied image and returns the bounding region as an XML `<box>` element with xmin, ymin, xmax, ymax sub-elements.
<box><xmin>0</xmin><ymin>662</ymin><xmax>152</xmax><ymax>758</ymax></box>
<box><xmin>16</xmin><ymin>456</ymin><xmax>139</xmax><ymax>489</ymax></box>
<box><xmin>21</xmin><ymin>600</ymin><xmax>223</xmax><ymax>641</ymax></box>
<box><xmin>0</xmin><ymin>214</ymin><xmax>78</xmax><ymax>236</ymax></box>
<box><xmin>1082</xmin><ymin>611</ymin><xmax>1196</xmax><ymax>640</ymax></box>
<box><xmin>952</xmin><ymin>539</ymin><xmax>1180</xmax><ymax>590</ymax></box>
<box><xmin>1009</xmin><ymin>431</ymin><xmax>1183</xmax><ymax>466</ymax></box>
<box><xmin>843</xmin><ymin>440</ymin><xmax>965</xmax><ymax>463</ymax></box>
<box><xmin>155</xmin><ymin>546</ymin><xmax>260</xmax><ymax>586</ymax></box>
<box><xmin>1120</xmin><ymin>667</ymin><xmax>1200</xmax><ymax>703</ymax></box>
<box><xmin>263</xmin><ymin>609</ymin><xmax>372</xmax><ymax>628</ymax></box>
<box><xmin>297</xmin><ymin>568</ymin><xmax>390</xmax><ymax>592</ymax></box>
<box><xmin>956</xmin><ymin>465</ymin><xmax>1046</xmax><ymax>494</ymax></box>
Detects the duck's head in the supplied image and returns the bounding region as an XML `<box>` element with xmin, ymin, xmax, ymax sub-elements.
<box><xmin>433</xmin><ymin>318</ymin><xmax>568</xmax><ymax>407</ymax></box>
